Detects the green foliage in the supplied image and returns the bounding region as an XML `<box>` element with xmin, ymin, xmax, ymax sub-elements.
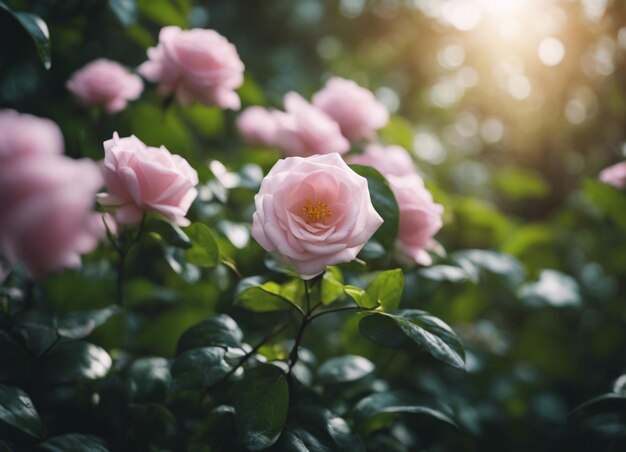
<box><xmin>0</xmin><ymin>2</ymin><xmax>50</xmax><ymax>69</ymax></box>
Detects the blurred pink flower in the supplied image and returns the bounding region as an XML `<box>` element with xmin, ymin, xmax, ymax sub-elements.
<box><xmin>251</xmin><ymin>153</ymin><xmax>383</xmax><ymax>279</ymax></box>
<box><xmin>312</xmin><ymin>77</ymin><xmax>389</xmax><ymax>142</ymax></box>
<box><xmin>271</xmin><ymin>92</ymin><xmax>350</xmax><ymax>157</ymax></box>
<box><xmin>388</xmin><ymin>175</ymin><xmax>443</xmax><ymax>266</ymax></box>
<box><xmin>139</xmin><ymin>26</ymin><xmax>244</xmax><ymax>109</ymax></box>
<box><xmin>599</xmin><ymin>161</ymin><xmax>626</xmax><ymax>190</ymax></box>
<box><xmin>236</xmin><ymin>106</ymin><xmax>279</xmax><ymax>147</ymax></box>
<box><xmin>0</xmin><ymin>155</ymin><xmax>103</xmax><ymax>279</ymax></box>
<box><xmin>347</xmin><ymin>144</ymin><xmax>417</xmax><ymax>178</ymax></box>
<box><xmin>99</xmin><ymin>133</ymin><xmax>199</xmax><ymax>226</ymax></box>
<box><xmin>347</xmin><ymin>144</ymin><xmax>443</xmax><ymax>265</ymax></box>
<box><xmin>67</xmin><ymin>59</ymin><xmax>143</xmax><ymax>113</ymax></box>
<box><xmin>0</xmin><ymin>109</ymin><xmax>63</xmax><ymax>163</ymax></box>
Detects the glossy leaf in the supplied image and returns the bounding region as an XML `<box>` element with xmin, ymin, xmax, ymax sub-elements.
<box><xmin>321</xmin><ymin>267</ymin><xmax>344</xmax><ymax>306</ymax></box>
<box><xmin>184</xmin><ymin>223</ymin><xmax>220</xmax><ymax>267</ymax></box>
<box><xmin>149</xmin><ymin>219</ymin><xmax>192</xmax><ymax>249</ymax></box>
<box><xmin>38</xmin><ymin>434</ymin><xmax>109</xmax><ymax>451</ymax></box>
<box><xmin>317</xmin><ymin>355</ymin><xmax>375</xmax><ymax>384</ymax></box>
<box><xmin>359</xmin><ymin>310</ymin><xmax>465</xmax><ymax>369</ymax></box>
<box><xmin>231</xmin><ymin>364</ymin><xmax>289</xmax><ymax>450</ymax></box>
<box><xmin>171</xmin><ymin>347</ymin><xmax>231</xmax><ymax>391</ymax></box>
<box><xmin>0</xmin><ymin>385</ymin><xmax>44</xmax><ymax>438</ymax></box>
<box><xmin>176</xmin><ymin>314</ymin><xmax>243</xmax><ymax>354</ymax></box>
<box><xmin>127</xmin><ymin>357</ymin><xmax>171</xmax><ymax>403</ymax></box>
<box><xmin>518</xmin><ymin>269</ymin><xmax>582</xmax><ymax>308</ymax></box>
<box><xmin>349</xmin><ymin>165</ymin><xmax>400</xmax><ymax>252</ymax></box>
<box><xmin>38</xmin><ymin>341</ymin><xmax>112</xmax><ymax>385</ymax></box>
<box><xmin>354</xmin><ymin>390</ymin><xmax>457</xmax><ymax>433</ymax></box>
<box><xmin>0</xmin><ymin>2</ymin><xmax>50</xmax><ymax>69</ymax></box>
<box><xmin>235</xmin><ymin>277</ymin><xmax>300</xmax><ymax>313</ymax></box>
<box><xmin>57</xmin><ymin>305</ymin><xmax>121</xmax><ymax>339</ymax></box>
<box><xmin>189</xmin><ymin>406</ymin><xmax>237</xmax><ymax>451</ymax></box>
<box><xmin>363</xmin><ymin>269</ymin><xmax>404</xmax><ymax>310</ymax></box>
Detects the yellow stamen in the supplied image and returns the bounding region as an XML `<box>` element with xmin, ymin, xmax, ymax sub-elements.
<box><xmin>302</xmin><ymin>199</ymin><xmax>332</xmax><ymax>223</ymax></box>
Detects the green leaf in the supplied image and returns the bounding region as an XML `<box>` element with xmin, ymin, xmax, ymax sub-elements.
<box><xmin>349</xmin><ymin>165</ymin><xmax>400</xmax><ymax>252</ymax></box>
<box><xmin>418</xmin><ymin>265</ymin><xmax>473</xmax><ymax>283</ymax></box>
<box><xmin>235</xmin><ymin>277</ymin><xmax>301</xmax><ymax>313</ymax></box>
<box><xmin>189</xmin><ymin>406</ymin><xmax>237</xmax><ymax>452</ymax></box>
<box><xmin>38</xmin><ymin>434</ymin><xmax>109</xmax><ymax>451</ymax></box>
<box><xmin>127</xmin><ymin>357</ymin><xmax>171</xmax><ymax>403</ymax></box>
<box><xmin>0</xmin><ymin>331</ymin><xmax>32</xmax><ymax>381</ymax></box>
<box><xmin>518</xmin><ymin>269</ymin><xmax>582</xmax><ymax>308</ymax></box>
<box><xmin>343</xmin><ymin>285</ymin><xmax>366</xmax><ymax>306</ymax></box>
<box><xmin>364</xmin><ymin>269</ymin><xmax>404</xmax><ymax>310</ymax></box>
<box><xmin>108</xmin><ymin>0</ymin><xmax>138</xmax><ymax>27</ymax></box>
<box><xmin>569</xmin><ymin>393</ymin><xmax>626</xmax><ymax>420</ymax></box>
<box><xmin>184</xmin><ymin>223</ymin><xmax>220</xmax><ymax>267</ymax></box>
<box><xmin>149</xmin><ymin>219</ymin><xmax>191</xmax><ymax>249</ymax></box>
<box><xmin>162</xmin><ymin>245</ymin><xmax>200</xmax><ymax>283</ymax></box>
<box><xmin>37</xmin><ymin>341</ymin><xmax>112</xmax><ymax>385</ymax></box>
<box><xmin>359</xmin><ymin>310</ymin><xmax>465</xmax><ymax>369</ymax></box>
<box><xmin>0</xmin><ymin>2</ymin><xmax>51</xmax><ymax>69</ymax></box>
<box><xmin>171</xmin><ymin>347</ymin><xmax>231</xmax><ymax>391</ymax></box>
<box><xmin>0</xmin><ymin>385</ymin><xmax>44</xmax><ymax>438</ymax></box>
<box><xmin>451</xmin><ymin>249</ymin><xmax>525</xmax><ymax>287</ymax></box>
<box><xmin>57</xmin><ymin>305</ymin><xmax>121</xmax><ymax>339</ymax></box>
<box><xmin>321</xmin><ymin>267</ymin><xmax>344</xmax><ymax>305</ymax></box>
<box><xmin>353</xmin><ymin>391</ymin><xmax>457</xmax><ymax>433</ymax></box>
<box><xmin>379</xmin><ymin>116</ymin><xmax>414</xmax><ymax>150</ymax></box>
<box><xmin>317</xmin><ymin>355</ymin><xmax>375</xmax><ymax>384</ymax></box>
<box><xmin>176</xmin><ymin>314</ymin><xmax>243</xmax><ymax>354</ymax></box>
<box><xmin>231</xmin><ymin>364</ymin><xmax>289</xmax><ymax>450</ymax></box>
<box><xmin>584</xmin><ymin>178</ymin><xmax>626</xmax><ymax>232</ymax></box>
<box><xmin>493</xmin><ymin>166</ymin><xmax>550</xmax><ymax>201</ymax></box>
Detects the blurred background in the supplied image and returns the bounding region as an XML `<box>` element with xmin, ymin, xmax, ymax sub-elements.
<box><xmin>2</xmin><ymin>0</ymin><xmax>626</xmax><ymax>450</ymax></box>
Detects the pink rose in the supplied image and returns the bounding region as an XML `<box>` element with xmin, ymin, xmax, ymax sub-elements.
<box><xmin>139</xmin><ymin>26</ymin><xmax>244</xmax><ymax>109</ymax></box>
<box><xmin>271</xmin><ymin>92</ymin><xmax>350</xmax><ymax>157</ymax></box>
<box><xmin>347</xmin><ymin>144</ymin><xmax>443</xmax><ymax>265</ymax></box>
<box><xmin>236</xmin><ymin>107</ymin><xmax>278</xmax><ymax>147</ymax></box>
<box><xmin>0</xmin><ymin>156</ymin><xmax>104</xmax><ymax>278</ymax></box>
<box><xmin>67</xmin><ymin>59</ymin><xmax>143</xmax><ymax>113</ymax></box>
<box><xmin>347</xmin><ymin>144</ymin><xmax>417</xmax><ymax>178</ymax></box>
<box><xmin>388</xmin><ymin>175</ymin><xmax>443</xmax><ymax>266</ymax></box>
<box><xmin>599</xmin><ymin>161</ymin><xmax>626</xmax><ymax>189</ymax></box>
<box><xmin>98</xmin><ymin>133</ymin><xmax>199</xmax><ymax>227</ymax></box>
<box><xmin>0</xmin><ymin>109</ymin><xmax>63</xmax><ymax>163</ymax></box>
<box><xmin>251</xmin><ymin>153</ymin><xmax>383</xmax><ymax>279</ymax></box>
<box><xmin>312</xmin><ymin>77</ymin><xmax>389</xmax><ymax>142</ymax></box>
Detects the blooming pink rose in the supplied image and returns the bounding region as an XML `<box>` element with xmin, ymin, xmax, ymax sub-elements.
<box><xmin>271</xmin><ymin>92</ymin><xmax>350</xmax><ymax>157</ymax></box>
<box><xmin>312</xmin><ymin>77</ymin><xmax>389</xmax><ymax>142</ymax></box>
<box><xmin>67</xmin><ymin>59</ymin><xmax>143</xmax><ymax>113</ymax></box>
<box><xmin>251</xmin><ymin>153</ymin><xmax>383</xmax><ymax>279</ymax></box>
<box><xmin>388</xmin><ymin>175</ymin><xmax>443</xmax><ymax>266</ymax></box>
<box><xmin>98</xmin><ymin>133</ymin><xmax>199</xmax><ymax>227</ymax></box>
<box><xmin>236</xmin><ymin>106</ymin><xmax>279</xmax><ymax>147</ymax></box>
<box><xmin>599</xmin><ymin>161</ymin><xmax>626</xmax><ymax>189</ymax></box>
<box><xmin>139</xmin><ymin>26</ymin><xmax>244</xmax><ymax>109</ymax></box>
<box><xmin>0</xmin><ymin>109</ymin><xmax>63</xmax><ymax>163</ymax></box>
<box><xmin>347</xmin><ymin>144</ymin><xmax>417</xmax><ymax>179</ymax></box>
<box><xmin>0</xmin><ymin>156</ymin><xmax>104</xmax><ymax>278</ymax></box>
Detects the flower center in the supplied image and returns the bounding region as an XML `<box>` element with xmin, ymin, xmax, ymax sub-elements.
<box><xmin>302</xmin><ymin>199</ymin><xmax>332</xmax><ymax>223</ymax></box>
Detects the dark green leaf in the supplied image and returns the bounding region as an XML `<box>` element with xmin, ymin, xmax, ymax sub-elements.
<box><xmin>149</xmin><ymin>219</ymin><xmax>192</xmax><ymax>249</ymax></box>
<box><xmin>317</xmin><ymin>355</ymin><xmax>375</xmax><ymax>384</ymax></box>
<box><xmin>569</xmin><ymin>393</ymin><xmax>626</xmax><ymax>420</ymax></box>
<box><xmin>57</xmin><ymin>305</ymin><xmax>121</xmax><ymax>339</ymax></box>
<box><xmin>0</xmin><ymin>331</ymin><xmax>31</xmax><ymax>381</ymax></box>
<box><xmin>37</xmin><ymin>434</ymin><xmax>109</xmax><ymax>452</ymax></box>
<box><xmin>38</xmin><ymin>341</ymin><xmax>112</xmax><ymax>385</ymax></box>
<box><xmin>0</xmin><ymin>2</ymin><xmax>50</xmax><ymax>69</ymax></box>
<box><xmin>127</xmin><ymin>357</ymin><xmax>171</xmax><ymax>403</ymax></box>
<box><xmin>184</xmin><ymin>223</ymin><xmax>220</xmax><ymax>267</ymax></box>
<box><xmin>171</xmin><ymin>347</ymin><xmax>231</xmax><ymax>391</ymax></box>
<box><xmin>350</xmin><ymin>165</ymin><xmax>400</xmax><ymax>252</ymax></box>
<box><xmin>418</xmin><ymin>265</ymin><xmax>473</xmax><ymax>283</ymax></box>
<box><xmin>231</xmin><ymin>364</ymin><xmax>289</xmax><ymax>450</ymax></box>
<box><xmin>176</xmin><ymin>314</ymin><xmax>243</xmax><ymax>354</ymax></box>
<box><xmin>108</xmin><ymin>0</ymin><xmax>138</xmax><ymax>27</ymax></box>
<box><xmin>321</xmin><ymin>267</ymin><xmax>344</xmax><ymax>306</ymax></box>
<box><xmin>451</xmin><ymin>249</ymin><xmax>525</xmax><ymax>287</ymax></box>
<box><xmin>364</xmin><ymin>269</ymin><xmax>404</xmax><ymax>310</ymax></box>
<box><xmin>189</xmin><ymin>406</ymin><xmax>237</xmax><ymax>452</ymax></box>
<box><xmin>0</xmin><ymin>385</ymin><xmax>44</xmax><ymax>438</ymax></box>
<box><xmin>162</xmin><ymin>245</ymin><xmax>200</xmax><ymax>283</ymax></box>
<box><xmin>126</xmin><ymin>404</ymin><xmax>177</xmax><ymax>450</ymax></box>
<box><xmin>359</xmin><ymin>310</ymin><xmax>465</xmax><ymax>369</ymax></box>
<box><xmin>354</xmin><ymin>390</ymin><xmax>457</xmax><ymax>433</ymax></box>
